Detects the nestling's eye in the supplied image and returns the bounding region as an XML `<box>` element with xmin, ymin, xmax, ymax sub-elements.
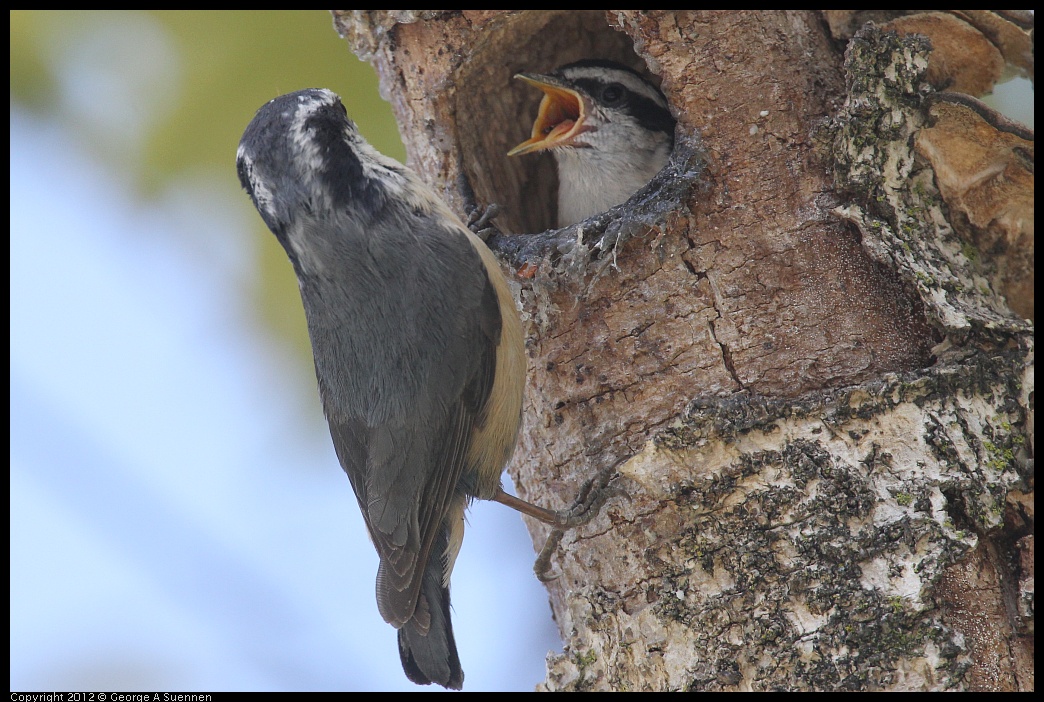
<box><xmin>600</xmin><ymin>83</ymin><xmax>625</xmax><ymax>106</ymax></box>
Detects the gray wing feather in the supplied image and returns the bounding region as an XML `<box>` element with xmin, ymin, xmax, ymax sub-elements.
<box><xmin>308</xmin><ymin>214</ymin><xmax>500</xmax><ymax>628</ymax></box>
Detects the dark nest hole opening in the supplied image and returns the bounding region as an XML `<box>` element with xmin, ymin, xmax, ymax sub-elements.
<box><xmin>455</xmin><ymin>11</ymin><xmax>675</xmax><ymax>235</ymax></box>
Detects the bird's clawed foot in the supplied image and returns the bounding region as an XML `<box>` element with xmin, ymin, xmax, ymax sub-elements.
<box><xmin>492</xmin><ymin>457</ymin><xmax>626</xmax><ymax>582</ymax></box>
<box><xmin>465</xmin><ymin>203</ymin><xmax>502</xmax><ymax>241</ymax></box>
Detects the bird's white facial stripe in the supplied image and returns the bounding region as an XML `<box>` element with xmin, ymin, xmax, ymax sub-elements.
<box><xmin>236</xmin><ymin>147</ymin><xmax>278</xmax><ymax>221</ymax></box>
<box><xmin>350</xmin><ymin>137</ymin><xmax>452</xmax><ymax>219</ymax></box>
<box><xmin>278</xmin><ymin>89</ymin><xmax>425</xmax><ymax>215</ymax></box>
<box><xmin>247</xmin><ymin>88</ymin><xmax>446</xmax><ymax>256</ymax></box>
<box><xmin>560</xmin><ymin>66</ymin><xmax>669</xmax><ymax>110</ymax></box>
<box><xmin>292</xmin><ymin>88</ymin><xmax>339</xmax><ymax>114</ymax></box>
<box><xmin>262</xmin><ymin>89</ymin><xmax>441</xmax><ymax>220</ymax></box>
<box><xmin>354</xmin><ymin>139</ymin><xmax>407</xmax><ymax>192</ymax></box>
<box><xmin>289</xmin><ymin>92</ymin><xmax>339</xmax><ymax>180</ymax></box>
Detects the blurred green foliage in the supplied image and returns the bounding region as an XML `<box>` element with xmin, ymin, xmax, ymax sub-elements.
<box><xmin>10</xmin><ymin>10</ymin><xmax>1030</xmax><ymax>368</ymax></box>
<box><xmin>10</xmin><ymin>10</ymin><xmax>405</xmax><ymax>367</ymax></box>
<box><xmin>11</xmin><ymin>10</ymin><xmax>405</xmax><ymax>179</ymax></box>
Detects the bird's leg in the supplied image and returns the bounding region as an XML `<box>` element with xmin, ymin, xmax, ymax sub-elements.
<box><xmin>465</xmin><ymin>203</ymin><xmax>502</xmax><ymax>241</ymax></box>
<box><xmin>492</xmin><ymin>490</ymin><xmax>570</xmax><ymax>526</ymax></box>
<box><xmin>493</xmin><ymin>457</ymin><xmax>626</xmax><ymax>582</ymax></box>
<box><xmin>491</xmin><ymin>463</ymin><xmax>619</xmax><ymax>528</ymax></box>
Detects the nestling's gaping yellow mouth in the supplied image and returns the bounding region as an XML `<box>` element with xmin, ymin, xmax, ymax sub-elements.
<box><xmin>508</xmin><ymin>74</ymin><xmax>593</xmax><ymax>156</ymax></box>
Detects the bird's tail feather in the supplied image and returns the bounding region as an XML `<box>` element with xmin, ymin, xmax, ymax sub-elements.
<box><xmin>396</xmin><ymin>529</ymin><xmax>463</xmax><ymax>690</ymax></box>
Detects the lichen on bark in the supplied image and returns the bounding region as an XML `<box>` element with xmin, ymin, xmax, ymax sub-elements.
<box><xmin>543</xmin><ymin>342</ymin><xmax>1028</xmax><ymax>690</ymax></box>
<box><xmin>825</xmin><ymin>26</ymin><xmax>1029</xmax><ymax>340</ymax></box>
<box><xmin>332</xmin><ymin>11</ymin><xmax>1032</xmax><ymax>691</ymax></box>
<box><xmin>540</xmin><ymin>22</ymin><xmax>1032</xmax><ymax>692</ymax></box>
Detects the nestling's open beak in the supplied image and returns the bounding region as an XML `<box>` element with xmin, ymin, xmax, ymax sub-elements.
<box><xmin>508</xmin><ymin>73</ymin><xmax>593</xmax><ymax>156</ymax></box>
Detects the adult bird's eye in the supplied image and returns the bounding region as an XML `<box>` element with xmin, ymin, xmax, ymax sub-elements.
<box><xmin>601</xmin><ymin>83</ymin><xmax>625</xmax><ymax>105</ymax></box>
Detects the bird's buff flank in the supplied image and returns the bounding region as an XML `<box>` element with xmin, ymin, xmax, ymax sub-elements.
<box><xmin>237</xmin><ymin>89</ymin><xmax>528</xmax><ymax>690</ymax></box>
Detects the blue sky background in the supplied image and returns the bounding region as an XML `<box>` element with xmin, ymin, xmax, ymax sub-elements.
<box><xmin>9</xmin><ymin>9</ymin><xmax>1033</xmax><ymax>694</ymax></box>
<box><xmin>10</xmin><ymin>10</ymin><xmax>559</xmax><ymax>693</ymax></box>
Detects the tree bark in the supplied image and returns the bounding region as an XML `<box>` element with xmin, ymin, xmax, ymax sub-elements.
<box><xmin>334</xmin><ymin>10</ymin><xmax>1033</xmax><ymax>691</ymax></box>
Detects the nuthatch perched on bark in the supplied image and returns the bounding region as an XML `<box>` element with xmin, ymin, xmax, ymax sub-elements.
<box><xmin>509</xmin><ymin>59</ymin><xmax>676</xmax><ymax>227</ymax></box>
<box><xmin>237</xmin><ymin>89</ymin><xmax>597</xmax><ymax>690</ymax></box>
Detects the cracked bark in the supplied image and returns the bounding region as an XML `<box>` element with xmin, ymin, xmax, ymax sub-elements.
<box><xmin>334</xmin><ymin>10</ymin><xmax>1033</xmax><ymax>691</ymax></box>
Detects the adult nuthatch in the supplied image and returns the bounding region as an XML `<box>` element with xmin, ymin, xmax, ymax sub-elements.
<box><xmin>237</xmin><ymin>89</ymin><xmax>588</xmax><ymax>690</ymax></box>
<box><xmin>509</xmin><ymin>59</ymin><xmax>676</xmax><ymax>227</ymax></box>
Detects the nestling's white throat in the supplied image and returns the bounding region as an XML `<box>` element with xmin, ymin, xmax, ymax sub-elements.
<box><xmin>510</xmin><ymin>59</ymin><xmax>675</xmax><ymax>227</ymax></box>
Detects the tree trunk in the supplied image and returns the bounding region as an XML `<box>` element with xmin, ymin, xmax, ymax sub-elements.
<box><xmin>334</xmin><ymin>10</ymin><xmax>1033</xmax><ymax>691</ymax></box>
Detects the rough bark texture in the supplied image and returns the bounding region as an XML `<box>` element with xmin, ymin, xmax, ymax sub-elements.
<box><xmin>334</xmin><ymin>10</ymin><xmax>1033</xmax><ymax>691</ymax></box>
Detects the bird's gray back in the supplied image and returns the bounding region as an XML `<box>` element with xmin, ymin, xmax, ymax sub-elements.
<box><xmin>297</xmin><ymin>207</ymin><xmax>498</xmax><ymax>429</ymax></box>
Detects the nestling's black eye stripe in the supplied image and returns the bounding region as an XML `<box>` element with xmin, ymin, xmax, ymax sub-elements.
<box><xmin>570</xmin><ymin>77</ymin><xmax>674</xmax><ymax>137</ymax></box>
<box><xmin>601</xmin><ymin>83</ymin><xmax>624</xmax><ymax>105</ymax></box>
<box><xmin>628</xmin><ymin>97</ymin><xmax>676</xmax><ymax>138</ymax></box>
<box><xmin>573</xmin><ymin>78</ymin><xmax>618</xmax><ymax>106</ymax></box>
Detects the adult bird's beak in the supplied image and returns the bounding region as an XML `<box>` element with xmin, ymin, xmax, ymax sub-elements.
<box><xmin>508</xmin><ymin>73</ymin><xmax>594</xmax><ymax>156</ymax></box>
